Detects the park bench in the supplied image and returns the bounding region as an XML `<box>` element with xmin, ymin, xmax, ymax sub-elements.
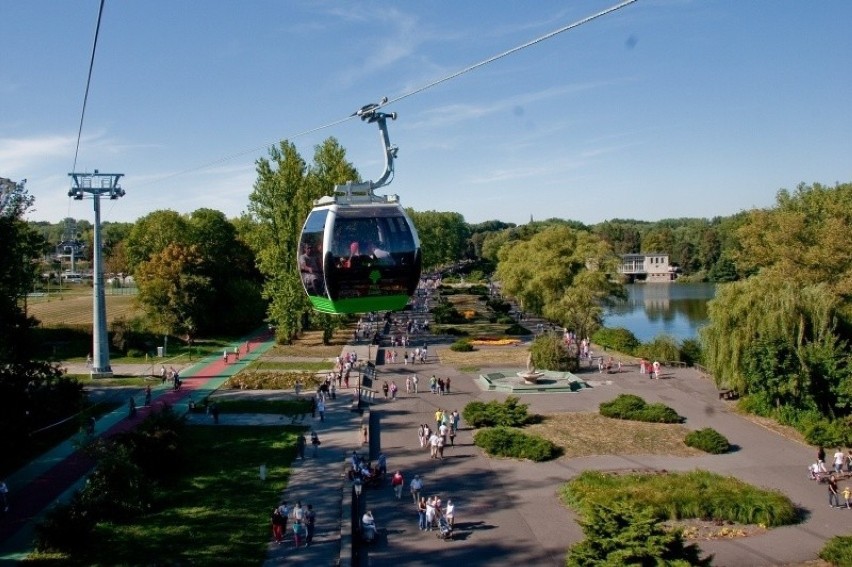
<box><xmin>718</xmin><ymin>389</ymin><xmax>739</xmax><ymax>400</ymax></box>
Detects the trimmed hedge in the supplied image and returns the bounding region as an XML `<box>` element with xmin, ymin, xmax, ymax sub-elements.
<box><xmin>449</xmin><ymin>339</ymin><xmax>475</xmax><ymax>352</ymax></box>
<box><xmin>599</xmin><ymin>394</ymin><xmax>681</xmax><ymax>424</ymax></box>
<box><xmin>474</xmin><ymin>426</ymin><xmax>558</xmax><ymax>461</ymax></box>
<box><xmin>463</xmin><ymin>396</ymin><xmax>530</xmax><ymax>428</ymax></box>
<box><xmin>685</xmin><ymin>427</ymin><xmax>730</xmax><ymax>454</ymax></box>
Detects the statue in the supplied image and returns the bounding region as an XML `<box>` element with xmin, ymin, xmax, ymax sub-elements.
<box><xmin>527</xmin><ymin>353</ymin><xmax>535</xmax><ymax>374</ymax></box>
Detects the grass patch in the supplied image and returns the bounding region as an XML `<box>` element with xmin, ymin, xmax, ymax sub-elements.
<box><xmin>213</xmin><ymin>399</ymin><xmax>312</xmax><ymax>415</ymax></box>
<box><xmin>459</xmin><ymin>366</ymin><xmax>480</xmax><ymax>373</ymax></box>
<box><xmin>267</xmin><ymin>329</ymin><xmax>352</xmax><ymax>358</ymax></box>
<box><xmin>562</xmin><ymin>470</ymin><xmax>798</xmax><ymax>527</ymax></box>
<box><xmin>70</xmin><ymin>375</ymin><xmax>156</xmax><ymax>387</ymax></box>
<box><xmin>247</xmin><ymin>360</ymin><xmax>334</xmax><ymax>372</ymax></box>
<box><xmin>30</xmin><ymin>426</ymin><xmax>299</xmax><ymax>566</ymax></box>
<box><xmin>819</xmin><ymin>535</ymin><xmax>852</xmax><ymax>566</ymax></box>
<box><xmin>436</xmin><ymin>345</ymin><xmax>529</xmax><ymax>367</ymax></box>
<box><xmin>524</xmin><ymin>413</ymin><xmax>700</xmax><ymax>458</ymax></box>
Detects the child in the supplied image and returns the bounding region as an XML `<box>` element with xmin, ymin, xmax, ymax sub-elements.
<box><xmin>843</xmin><ymin>485</ymin><xmax>852</xmax><ymax>509</ymax></box>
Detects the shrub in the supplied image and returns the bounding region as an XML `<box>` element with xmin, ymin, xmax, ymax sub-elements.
<box><xmin>463</xmin><ymin>396</ymin><xmax>530</xmax><ymax>427</ymax></box>
<box><xmin>530</xmin><ymin>334</ymin><xmax>575</xmax><ymax>372</ymax></box>
<box><xmin>819</xmin><ymin>535</ymin><xmax>852</xmax><ymax>566</ymax></box>
<box><xmin>449</xmin><ymin>339</ymin><xmax>475</xmax><ymax>352</ymax></box>
<box><xmin>804</xmin><ymin>418</ymin><xmax>850</xmax><ymax>447</ymax></box>
<box><xmin>504</xmin><ymin>323</ymin><xmax>530</xmax><ymax>335</ymax></box>
<box><xmin>599</xmin><ymin>394</ymin><xmax>681</xmax><ymax>424</ymax></box>
<box><xmin>440</xmin><ymin>326</ymin><xmax>469</xmax><ymax>337</ymax></box>
<box><xmin>679</xmin><ymin>338</ymin><xmax>703</xmax><ymax>366</ymax></box>
<box><xmin>635</xmin><ymin>334</ymin><xmax>681</xmax><ymax>362</ymax></box>
<box><xmin>432</xmin><ymin>301</ymin><xmax>464</xmax><ymax>324</ymax></box>
<box><xmin>567</xmin><ymin>503</ymin><xmax>712</xmax><ymax>567</ymax></box>
<box><xmin>486</xmin><ymin>297</ymin><xmax>512</xmax><ymax>313</ymax></box>
<box><xmin>591</xmin><ymin>327</ymin><xmax>640</xmax><ymax>355</ymax></box>
<box><xmin>685</xmin><ymin>428</ymin><xmax>730</xmax><ymax>454</ymax></box>
<box><xmin>473</xmin><ymin>427</ymin><xmax>558</xmax><ymax>461</ymax></box>
<box><xmin>34</xmin><ymin>492</ymin><xmax>97</xmax><ymax>553</ymax></box>
<box><xmin>79</xmin><ymin>443</ymin><xmax>151</xmax><ymax>521</ymax></box>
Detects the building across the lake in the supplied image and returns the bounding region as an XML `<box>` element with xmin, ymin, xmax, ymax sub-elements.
<box><xmin>618</xmin><ymin>253</ymin><xmax>676</xmax><ymax>282</ymax></box>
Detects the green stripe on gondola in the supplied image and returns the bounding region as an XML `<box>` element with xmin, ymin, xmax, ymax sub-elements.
<box><xmin>308</xmin><ymin>294</ymin><xmax>410</xmax><ymax>314</ymax></box>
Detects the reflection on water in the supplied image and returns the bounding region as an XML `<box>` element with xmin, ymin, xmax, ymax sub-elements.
<box><xmin>604</xmin><ymin>283</ymin><xmax>716</xmax><ymax>343</ymax></box>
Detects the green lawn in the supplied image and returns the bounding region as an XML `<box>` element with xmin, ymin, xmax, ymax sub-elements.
<box><xmin>37</xmin><ymin>426</ymin><xmax>299</xmax><ymax>566</ymax></box>
<box><xmin>247</xmin><ymin>360</ymin><xmax>335</xmax><ymax>372</ymax></box>
<box><xmin>213</xmin><ymin>399</ymin><xmax>312</xmax><ymax>415</ymax></box>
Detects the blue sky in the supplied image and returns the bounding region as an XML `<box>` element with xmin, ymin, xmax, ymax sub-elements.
<box><xmin>3</xmin><ymin>1</ymin><xmax>851</xmax><ymax>227</ymax></box>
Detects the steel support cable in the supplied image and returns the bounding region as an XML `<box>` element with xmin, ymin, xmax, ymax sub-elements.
<box><xmin>132</xmin><ymin>0</ymin><xmax>640</xmax><ymax>190</ymax></box>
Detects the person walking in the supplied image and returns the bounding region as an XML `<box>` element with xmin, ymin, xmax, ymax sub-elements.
<box><xmin>128</xmin><ymin>397</ymin><xmax>137</xmax><ymax>418</ymax></box>
<box><xmin>410</xmin><ymin>474</ymin><xmax>423</xmax><ymax>504</ymax></box>
<box><xmin>382</xmin><ymin>381</ymin><xmax>389</xmax><ymax>398</ymax></box>
<box><xmin>311</xmin><ymin>430</ymin><xmax>321</xmax><ymax>457</ymax></box>
<box><xmin>305</xmin><ymin>504</ymin><xmax>316</xmax><ymax>545</ymax></box>
<box><xmin>412</xmin><ymin>374</ymin><xmax>418</xmax><ymax>393</ymax></box>
<box><xmin>391</xmin><ymin>470</ymin><xmax>405</xmax><ymax>500</ymax></box>
<box><xmin>271</xmin><ymin>507</ymin><xmax>285</xmax><ymax>543</ymax></box>
<box><xmin>445</xmin><ymin>498</ymin><xmax>455</xmax><ymax>529</ymax></box>
<box><xmin>417</xmin><ymin>496</ymin><xmax>428</xmax><ymax>530</ymax></box>
<box><xmin>448</xmin><ymin>425</ymin><xmax>456</xmax><ymax>447</ymax></box>
<box><xmin>144</xmin><ymin>385</ymin><xmax>152</xmax><ymax>406</ymax></box>
<box><xmin>828</xmin><ymin>474</ymin><xmax>841</xmax><ymax>508</ymax></box>
<box><xmin>317</xmin><ymin>398</ymin><xmax>326</xmax><ymax>422</ymax></box>
<box><xmin>296</xmin><ymin>432</ymin><xmax>306</xmax><ymax>460</ymax></box>
<box><xmin>833</xmin><ymin>447</ymin><xmax>845</xmax><ymax>473</ymax></box>
<box><xmin>277</xmin><ymin>501</ymin><xmax>290</xmax><ymax>539</ymax></box>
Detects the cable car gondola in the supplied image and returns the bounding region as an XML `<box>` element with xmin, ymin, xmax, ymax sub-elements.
<box><xmin>298</xmin><ymin>102</ymin><xmax>422</xmax><ymax>314</ymax></box>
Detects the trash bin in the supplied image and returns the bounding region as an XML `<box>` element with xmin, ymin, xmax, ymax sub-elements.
<box><xmin>157</xmin><ymin>347</ymin><xmax>164</xmax><ymax>357</ymax></box>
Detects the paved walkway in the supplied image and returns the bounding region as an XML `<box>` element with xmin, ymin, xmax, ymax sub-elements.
<box><xmin>4</xmin><ymin>331</ymin><xmax>849</xmax><ymax>566</ymax></box>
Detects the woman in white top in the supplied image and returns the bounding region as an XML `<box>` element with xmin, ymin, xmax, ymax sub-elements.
<box><xmin>445</xmin><ymin>499</ymin><xmax>455</xmax><ymax>528</ymax></box>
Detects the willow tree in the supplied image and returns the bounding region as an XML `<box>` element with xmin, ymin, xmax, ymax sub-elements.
<box><xmin>495</xmin><ymin>225</ymin><xmax>624</xmax><ymax>338</ymax></box>
<box><xmin>701</xmin><ymin>279</ymin><xmax>850</xmax><ymax>416</ymax></box>
<box><xmin>246</xmin><ymin>138</ymin><xmax>358</xmax><ymax>343</ymax></box>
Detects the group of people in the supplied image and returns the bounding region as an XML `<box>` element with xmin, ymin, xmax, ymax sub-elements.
<box><xmin>272</xmin><ymin>501</ymin><xmax>317</xmax><ymax>548</ymax></box>
<box><xmin>638</xmin><ymin>358</ymin><xmax>662</xmax><ymax>379</ymax></box>
<box><xmin>809</xmin><ymin>446</ymin><xmax>852</xmax><ymax>509</ymax></box>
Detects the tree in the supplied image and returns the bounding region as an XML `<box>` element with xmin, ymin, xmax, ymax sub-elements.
<box><xmin>496</xmin><ymin>226</ymin><xmax>625</xmax><ymax>338</ymax></box>
<box><xmin>246</xmin><ymin>138</ymin><xmax>358</xmax><ymax>343</ymax></box>
<box><xmin>125</xmin><ymin>210</ymin><xmax>190</xmax><ymax>272</ymax></box>
<box><xmin>135</xmin><ymin>244</ymin><xmax>212</xmax><ymax>338</ymax></box>
<box><xmin>0</xmin><ymin>179</ymin><xmax>43</xmax><ymax>362</ymax></box>
<box><xmin>408</xmin><ymin>210</ymin><xmax>470</xmax><ymax>269</ymax></box>
<box><xmin>567</xmin><ymin>504</ymin><xmax>712</xmax><ymax>567</ymax></box>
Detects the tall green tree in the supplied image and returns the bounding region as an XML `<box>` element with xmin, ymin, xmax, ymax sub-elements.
<box><xmin>125</xmin><ymin>210</ymin><xmax>190</xmax><ymax>272</ymax></box>
<box><xmin>246</xmin><ymin>138</ymin><xmax>358</xmax><ymax>343</ymax></box>
<box><xmin>0</xmin><ymin>180</ymin><xmax>43</xmax><ymax>362</ymax></box>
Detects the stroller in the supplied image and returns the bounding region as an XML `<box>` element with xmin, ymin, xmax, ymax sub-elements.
<box><xmin>436</xmin><ymin>516</ymin><xmax>453</xmax><ymax>540</ymax></box>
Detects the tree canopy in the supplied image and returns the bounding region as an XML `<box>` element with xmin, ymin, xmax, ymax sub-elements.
<box><xmin>245</xmin><ymin>138</ymin><xmax>358</xmax><ymax>342</ymax></box>
<box><xmin>495</xmin><ymin>225</ymin><xmax>625</xmax><ymax>338</ymax></box>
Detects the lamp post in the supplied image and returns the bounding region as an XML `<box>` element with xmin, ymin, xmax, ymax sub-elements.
<box><xmin>351</xmin><ymin>477</ymin><xmax>363</xmax><ymax>564</ymax></box>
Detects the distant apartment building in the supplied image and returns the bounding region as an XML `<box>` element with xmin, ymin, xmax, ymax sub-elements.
<box><xmin>618</xmin><ymin>253</ymin><xmax>675</xmax><ymax>282</ymax></box>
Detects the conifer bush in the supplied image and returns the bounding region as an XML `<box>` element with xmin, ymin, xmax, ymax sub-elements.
<box><xmin>684</xmin><ymin>427</ymin><xmax>730</xmax><ymax>454</ymax></box>
<box><xmin>473</xmin><ymin>427</ymin><xmax>558</xmax><ymax>461</ymax></box>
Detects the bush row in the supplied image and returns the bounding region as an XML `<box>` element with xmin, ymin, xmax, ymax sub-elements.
<box><xmin>473</xmin><ymin>426</ymin><xmax>558</xmax><ymax>462</ymax></box>
<box><xmin>739</xmin><ymin>394</ymin><xmax>852</xmax><ymax>447</ymax></box>
<box><xmin>463</xmin><ymin>396</ymin><xmax>531</xmax><ymax>427</ymax></box>
<box><xmin>599</xmin><ymin>394</ymin><xmax>682</xmax><ymax>424</ymax></box>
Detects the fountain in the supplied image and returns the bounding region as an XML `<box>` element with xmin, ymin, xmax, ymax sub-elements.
<box><xmin>516</xmin><ymin>353</ymin><xmax>544</xmax><ymax>384</ymax></box>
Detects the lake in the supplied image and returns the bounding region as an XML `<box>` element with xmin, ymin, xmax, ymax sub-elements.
<box><xmin>603</xmin><ymin>283</ymin><xmax>716</xmax><ymax>343</ymax></box>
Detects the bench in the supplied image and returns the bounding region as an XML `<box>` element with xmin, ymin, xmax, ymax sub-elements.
<box><xmin>718</xmin><ymin>389</ymin><xmax>739</xmax><ymax>400</ymax></box>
